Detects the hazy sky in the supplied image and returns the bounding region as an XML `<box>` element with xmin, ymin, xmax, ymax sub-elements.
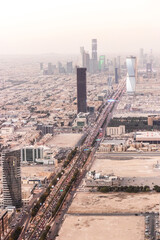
<box><xmin>0</xmin><ymin>0</ymin><xmax>160</xmax><ymax>55</ymax></box>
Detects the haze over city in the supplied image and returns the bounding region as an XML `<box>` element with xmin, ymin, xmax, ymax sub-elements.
<box><xmin>1</xmin><ymin>0</ymin><xmax>160</xmax><ymax>240</ymax></box>
<box><xmin>0</xmin><ymin>0</ymin><xmax>160</xmax><ymax>54</ymax></box>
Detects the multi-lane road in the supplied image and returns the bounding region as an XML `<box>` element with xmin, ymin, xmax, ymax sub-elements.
<box><xmin>9</xmin><ymin>80</ymin><xmax>125</xmax><ymax>240</ymax></box>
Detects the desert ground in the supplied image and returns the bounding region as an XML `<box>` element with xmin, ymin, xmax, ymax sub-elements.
<box><xmin>91</xmin><ymin>156</ymin><xmax>160</xmax><ymax>178</ymax></box>
<box><xmin>47</xmin><ymin>133</ymin><xmax>83</xmax><ymax>148</ymax></box>
<box><xmin>56</xmin><ymin>215</ymin><xmax>144</xmax><ymax>240</ymax></box>
<box><xmin>68</xmin><ymin>192</ymin><xmax>160</xmax><ymax>214</ymax></box>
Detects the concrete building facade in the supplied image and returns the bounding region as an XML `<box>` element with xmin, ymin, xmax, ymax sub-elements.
<box><xmin>126</xmin><ymin>56</ymin><xmax>137</xmax><ymax>93</ymax></box>
<box><xmin>106</xmin><ymin>125</ymin><xmax>125</xmax><ymax>136</ymax></box>
<box><xmin>77</xmin><ymin>68</ymin><xmax>87</xmax><ymax>113</ymax></box>
<box><xmin>2</xmin><ymin>149</ymin><xmax>22</xmax><ymax>208</ymax></box>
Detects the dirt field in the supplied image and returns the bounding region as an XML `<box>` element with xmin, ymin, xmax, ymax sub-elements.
<box><xmin>91</xmin><ymin>156</ymin><xmax>160</xmax><ymax>178</ymax></box>
<box><xmin>0</xmin><ymin>164</ymin><xmax>54</xmax><ymax>180</ymax></box>
<box><xmin>21</xmin><ymin>165</ymin><xmax>54</xmax><ymax>178</ymax></box>
<box><xmin>68</xmin><ymin>192</ymin><xmax>160</xmax><ymax>214</ymax></box>
<box><xmin>47</xmin><ymin>133</ymin><xmax>83</xmax><ymax>148</ymax></box>
<box><xmin>56</xmin><ymin>215</ymin><xmax>144</xmax><ymax>240</ymax></box>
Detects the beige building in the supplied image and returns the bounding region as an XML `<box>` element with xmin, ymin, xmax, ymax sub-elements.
<box><xmin>106</xmin><ymin>125</ymin><xmax>125</xmax><ymax>136</ymax></box>
<box><xmin>148</xmin><ymin>115</ymin><xmax>160</xmax><ymax>126</ymax></box>
<box><xmin>0</xmin><ymin>127</ymin><xmax>14</xmax><ymax>135</ymax></box>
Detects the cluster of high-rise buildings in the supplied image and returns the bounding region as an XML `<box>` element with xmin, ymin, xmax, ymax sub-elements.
<box><xmin>80</xmin><ymin>39</ymin><xmax>99</xmax><ymax>74</ymax></box>
<box><xmin>1</xmin><ymin>42</ymin><xmax>156</xmax><ymax>212</ymax></box>
<box><xmin>40</xmin><ymin>61</ymin><xmax>73</xmax><ymax>75</ymax></box>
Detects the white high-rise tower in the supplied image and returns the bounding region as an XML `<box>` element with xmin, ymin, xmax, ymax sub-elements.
<box><xmin>126</xmin><ymin>56</ymin><xmax>137</xmax><ymax>93</ymax></box>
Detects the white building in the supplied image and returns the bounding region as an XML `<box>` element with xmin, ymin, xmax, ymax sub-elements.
<box><xmin>126</xmin><ymin>56</ymin><xmax>137</xmax><ymax>93</ymax></box>
<box><xmin>21</xmin><ymin>146</ymin><xmax>43</xmax><ymax>162</ymax></box>
<box><xmin>106</xmin><ymin>125</ymin><xmax>125</xmax><ymax>136</ymax></box>
<box><xmin>0</xmin><ymin>126</ymin><xmax>14</xmax><ymax>135</ymax></box>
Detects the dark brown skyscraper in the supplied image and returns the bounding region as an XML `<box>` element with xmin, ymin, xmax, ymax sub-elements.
<box><xmin>77</xmin><ymin>68</ymin><xmax>87</xmax><ymax>113</ymax></box>
<box><xmin>2</xmin><ymin>149</ymin><xmax>22</xmax><ymax>208</ymax></box>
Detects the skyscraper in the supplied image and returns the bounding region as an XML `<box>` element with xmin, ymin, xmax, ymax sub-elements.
<box><xmin>99</xmin><ymin>55</ymin><xmax>105</xmax><ymax>72</ymax></box>
<box><xmin>139</xmin><ymin>48</ymin><xmax>144</xmax><ymax>68</ymax></box>
<box><xmin>126</xmin><ymin>56</ymin><xmax>137</xmax><ymax>93</ymax></box>
<box><xmin>146</xmin><ymin>62</ymin><xmax>152</xmax><ymax>78</ymax></box>
<box><xmin>40</xmin><ymin>62</ymin><xmax>43</xmax><ymax>70</ymax></box>
<box><xmin>80</xmin><ymin>47</ymin><xmax>85</xmax><ymax>67</ymax></box>
<box><xmin>80</xmin><ymin>47</ymin><xmax>90</xmax><ymax>72</ymax></box>
<box><xmin>92</xmin><ymin>39</ymin><xmax>97</xmax><ymax>61</ymax></box>
<box><xmin>2</xmin><ymin>149</ymin><xmax>22</xmax><ymax>208</ymax></box>
<box><xmin>48</xmin><ymin>62</ymin><xmax>53</xmax><ymax>75</ymax></box>
<box><xmin>77</xmin><ymin>68</ymin><xmax>87</xmax><ymax>113</ymax></box>
<box><xmin>91</xmin><ymin>39</ymin><xmax>98</xmax><ymax>73</ymax></box>
<box><xmin>117</xmin><ymin>56</ymin><xmax>121</xmax><ymax>77</ymax></box>
<box><xmin>115</xmin><ymin>67</ymin><xmax>119</xmax><ymax>84</ymax></box>
<box><xmin>66</xmin><ymin>62</ymin><xmax>73</xmax><ymax>74</ymax></box>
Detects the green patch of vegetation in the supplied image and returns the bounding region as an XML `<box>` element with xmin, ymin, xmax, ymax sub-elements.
<box><xmin>9</xmin><ymin>227</ymin><xmax>22</xmax><ymax>240</ymax></box>
<box><xmin>52</xmin><ymin>169</ymin><xmax>79</xmax><ymax>218</ymax></box>
<box><xmin>63</xmin><ymin>147</ymin><xmax>77</xmax><ymax>168</ymax></box>
<box><xmin>39</xmin><ymin>225</ymin><xmax>51</xmax><ymax>240</ymax></box>
<box><xmin>153</xmin><ymin>185</ymin><xmax>160</xmax><ymax>192</ymax></box>
<box><xmin>97</xmin><ymin>185</ymin><xmax>151</xmax><ymax>193</ymax></box>
<box><xmin>31</xmin><ymin>171</ymin><xmax>64</xmax><ymax>217</ymax></box>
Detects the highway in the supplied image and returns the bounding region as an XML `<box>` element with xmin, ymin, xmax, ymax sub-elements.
<box><xmin>45</xmin><ymin>81</ymin><xmax>126</xmax><ymax>240</ymax></box>
<box><xmin>10</xmin><ymin>80</ymin><xmax>125</xmax><ymax>240</ymax></box>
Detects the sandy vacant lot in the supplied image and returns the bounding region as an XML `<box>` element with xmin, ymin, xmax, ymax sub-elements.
<box><xmin>68</xmin><ymin>192</ymin><xmax>160</xmax><ymax>214</ymax></box>
<box><xmin>47</xmin><ymin>133</ymin><xmax>83</xmax><ymax>148</ymax></box>
<box><xmin>21</xmin><ymin>165</ymin><xmax>54</xmax><ymax>178</ymax></box>
<box><xmin>56</xmin><ymin>215</ymin><xmax>144</xmax><ymax>240</ymax></box>
<box><xmin>91</xmin><ymin>156</ymin><xmax>160</xmax><ymax>178</ymax></box>
<box><xmin>0</xmin><ymin>165</ymin><xmax>54</xmax><ymax>181</ymax></box>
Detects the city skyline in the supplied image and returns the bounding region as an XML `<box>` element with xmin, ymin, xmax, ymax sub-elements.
<box><xmin>0</xmin><ymin>0</ymin><xmax>160</xmax><ymax>54</ymax></box>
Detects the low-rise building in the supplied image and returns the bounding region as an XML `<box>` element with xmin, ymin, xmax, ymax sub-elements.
<box><xmin>106</xmin><ymin>125</ymin><xmax>125</xmax><ymax>136</ymax></box>
<box><xmin>73</xmin><ymin>112</ymin><xmax>89</xmax><ymax>128</ymax></box>
<box><xmin>135</xmin><ymin>131</ymin><xmax>160</xmax><ymax>143</ymax></box>
<box><xmin>85</xmin><ymin>171</ymin><xmax>122</xmax><ymax>187</ymax></box>
<box><xmin>148</xmin><ymin>115</ymin><xmax>160</xmax><ymax>126</ymax></box>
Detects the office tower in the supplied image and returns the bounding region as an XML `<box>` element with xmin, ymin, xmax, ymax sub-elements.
<box><xmin>80</xmin><ymin>47</ymin><xmax>90</xmax><ymax>72</ymax></box>
<box><xmin>2</xmin><ymin>149</ymin><xmax>22</xmax><ymax>208</ymax></box>
<box><xmin>139</xmin><ymin>48</ymin><xmax>144</xmax><ymax>68</ymax></box>
<box><xmin>77</xmin><ymin>68</ymin><xmax>87</xmax><ymax>113</ymax></box>
<box><xmin>107</xmin><ymin>76</ymin><xmax>112</xmax><ymax>87</ymax></box>
<box><xmin>92</xmin><ymin>39</ymin><xmax>97</xmax><ymax>60</ymax></box>
<box><xmin>126</xmin><ymin>56</ymin><xmax>137</xmax><ymax>93</ymax></box>
<box><xmin>58</xmin><ymin>62</ymin><xmax>65</xmax><ymax>74</ymax></box>
<box><xmin>83</xmin><ymin>52</ymin><xmax>90</xmax><ymax>72</ymax></box>
<box><xmin>48</xmin><ymin>62</ymin><xmax>53</xmax><ymax>75</ymax></box>
<box><xmin>66</xmin><ymin>62</ymin><xmax>73</xmax><ymax>74</ymax></box>
<box><xmin>115</xmin><ymin>67</ymin><xmax>119</xmax><ymax>83</ymax></box>
<box><xmin>146</xmin><ymin>62</ymin><xmax>152</xmax><ymax>77</ymax></box>
<box><xmin>40</xmin><ymin>62</ymin><xmax>43</xmax><ymax>70</ymax></box>
<box><xmin>117</xmin><ymin>56</ymin><xmax>121</xmax><ymax>77</ymax></box>
<box><xmin>92</xmin><ymin>39</ymin><xmax>98</xmax><ymax>73</ymax></box>
<box><xmin>80</xmin><ymin>47</ymin><xmax>85</xmax><ymax>67</ymax></box>
<box><xmin>21</xmin><ymin>146</ymin><xmax>43</xmax><ymax>162</ymax></box>
<box><xmin>139</xmin><ymin>48</ymin><xmax>144</xmax><ymax>58</ymax></box>
<box><xmin>99</xmin><ymin>55</ymin><xmax>105</xmax><ymax>72</ymax></box>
